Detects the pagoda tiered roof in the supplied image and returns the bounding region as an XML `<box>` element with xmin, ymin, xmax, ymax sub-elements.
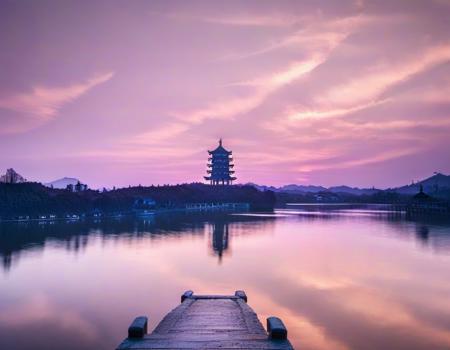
<box><xmin>205</xmin><ymin>139</ymin><xmax>236</xmax><ymax>185</ymax></box>
<box><xmin>208</xmin><ymin>139</ymin><xmax>232</xmax><ymax>155</ymax></box>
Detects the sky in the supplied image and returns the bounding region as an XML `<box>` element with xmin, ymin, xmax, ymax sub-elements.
<box><xmin>0</xmin><ymin>0</ymin><xmax>449</xmax><ymax>189</ymax></box>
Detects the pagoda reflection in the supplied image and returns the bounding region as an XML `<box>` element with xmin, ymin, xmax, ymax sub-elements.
<box><xmin>209</xmin><ymin>220</ymin><xmax>230</xmax><ymax>262</ymax></box>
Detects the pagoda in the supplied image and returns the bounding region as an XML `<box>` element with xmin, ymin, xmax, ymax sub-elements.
<box><xmin>205</xmin><ymin>139</ymin><xmax>236</xmax><ymax>185</ymax></box>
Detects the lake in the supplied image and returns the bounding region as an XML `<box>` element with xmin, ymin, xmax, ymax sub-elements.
<box><xmin>1</xmin><ymin>206</ymin><xmax>450</xmax><ymax>350</ymax></box>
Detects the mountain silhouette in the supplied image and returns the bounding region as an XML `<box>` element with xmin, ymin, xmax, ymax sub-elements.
<box><xmin>248</xmin><ymin>173</ymin><xmax>450</xmax><ymax>196</ymax></box>
<box><xmin>44</xmin><ymin>177</ymin><xmax>81</xmax><ymax>189</ymax></box>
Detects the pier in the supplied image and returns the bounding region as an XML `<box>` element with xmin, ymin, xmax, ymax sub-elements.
<box><xmin>117</xmin><ymin>291</ymin><xmax>294</xmax><ymax>349</ymax></box>
<box><xmin>185</xmin><ymin>202</ymin><xmax>250</xmax><ymax>211</ymax></box>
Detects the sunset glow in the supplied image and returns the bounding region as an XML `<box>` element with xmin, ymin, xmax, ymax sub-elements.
<box><xmin>1</xmin><ymin>1</ymin><xmax>449</xmax><ymax>188</ymax></box>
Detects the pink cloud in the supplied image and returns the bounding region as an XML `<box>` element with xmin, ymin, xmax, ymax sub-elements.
<box><xmin>172</xmin><ymin>55</ymin><xmax>331</xmax><ymax>126</ymax></box>
<box><xmin>150</xmin><ymin>10</ymin><xmax>306</xmax><ymax>28</ymax></box>
<box><xmin>317</xmin><ymin>45</ymin><xmax>450</xmax><ymax>107</ymax></box>
<box><xmin>1</xmin><ymin>2</ymin><xmax>449</xmax><ymax>188</ymax></box>
<box><xmin>286</xmin><ymin>100</ymin><xmax>389</xmax><ymax>122</ymax></box>
<box><xmin>219</xmin><ymin>14</ymin><xmax>372</xmax><ymax>61</ymax></box>
<box><xmin>0</xmin><ymin>72</ymin><xmax>114</xmax><ymax>134</ymax></box>
<box><xmin>297</xmin><ymin>147</ymin><xmax>422</xmax><ymax>173</ymax></box>
<box><xmin>131</xmin><ymin>122</ymin><xmax>190</xmax><ymax>145</ymax></box>
<box><xmin>166</xmin><ymin>13</ymin><xmax>372</xmax><ymax>131</ymax></box>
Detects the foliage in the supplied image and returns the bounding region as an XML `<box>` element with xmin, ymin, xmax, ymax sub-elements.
<box><xmin>0</xmin><ymin>182</ymin><xmax>275</xmax><ymax>218</ymax></box>
<box><xmin>275</xmin><ymin>189</ymin><xmax>413</xmax><ymax>204</ymax></box>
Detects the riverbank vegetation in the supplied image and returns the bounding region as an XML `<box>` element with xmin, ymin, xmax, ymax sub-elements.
<box><xmin>0</xmin><ymin>183</ymin><xmax>275</xmax><ymax>220</ymax></box>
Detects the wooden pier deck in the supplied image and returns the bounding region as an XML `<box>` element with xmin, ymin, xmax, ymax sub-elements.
<box><xmin>117</xmin><ymin>291</ymin><xmax>294</xmax><ymax>350</ymax></box>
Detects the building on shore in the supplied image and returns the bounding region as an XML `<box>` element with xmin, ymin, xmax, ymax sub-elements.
<box><xmin>204</xmin><ymin>139</ymin><xmax>236</xmax><ymax>185</ymax></box>
<box><xmin>406</xmin><ymin>184</ymin><xmax>450</xmax><ymax>216</ymax></box>
<box><xmin>0</xmin><ymin>168</ymin><xmax>27</xmax><ymax>184</ymax></box>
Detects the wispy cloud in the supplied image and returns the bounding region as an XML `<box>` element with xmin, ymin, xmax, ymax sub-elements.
<box><xmin>131</xmin><ymin>122</ymin><xmax>190</xmax><ymax>145</ymax></box>
<box><xmin>3</xmin><ymin>2</ymin><xmax>448</xmax><ymax>187</ymax></box>
<box><xmin>297</xmin><ymin>147</ymin><xmax>421</xmax><ymax>173</ymax></box>
<box><xmin>400</xmin><ymin>80</ymin><xmax>450</xmax><ymax>104</ymax></box>
<box><xmin>281</xmin><ymin>44</ymin><xmax>450</xmax><ymax>132</ymax></box>
<box><xmin>173</xmin><ymin>55</ymin><xmax>331</xmax><ymax>125</ymax></box>
<box><xmin>151</xmin><ymin>10</ymin><xmax>304</xmax><ymax>27</ymax></box>
<box><xmin>317</xmin><ymin>45</ymin><xmax>450</xmax><ymax>107</ymax></box>
<box><xmin>220</xmin><ymin>15</ymin><xmax>373</xmax><ymax>61</ymax></box>
<box><xmin>287</xmin><ymin>100</ymin><xmax>389</xmax><ymax>122</ymax></box>
<box><xmin>169</xmin><ymin>14</ymin><xmax>372</xmax><ymax>128</ymax></box>
<box><xmin>202</xmin><ymin>13</ymin><xmax>302</xmax><ymax>27</ymax></box>
<box><xmin>0</xmin><ymin>72</ymin><xmax>114</xmax><ymax>133</ymax></box>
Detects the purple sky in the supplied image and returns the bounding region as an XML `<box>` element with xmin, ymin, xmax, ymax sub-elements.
<box><xmin>0</xmin><ymin>0</ymin><xmax>449</xmax><ymax>189</ymax></box>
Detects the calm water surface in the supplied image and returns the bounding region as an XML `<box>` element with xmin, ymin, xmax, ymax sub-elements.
<box><xmin>1</xmin><ymin>206</ymin><xmax>450</xmax><ymax>350</ymax></box>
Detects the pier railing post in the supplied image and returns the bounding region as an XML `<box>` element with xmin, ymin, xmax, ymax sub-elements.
<box><xmin>267</xmin><ymin>317</ymin><xmax>288</xmax><ymax>339</ymax></box>
<box><xmin>234</xmin><ymin>290</ymin><xmax>247</xmax><ymax>302</ymax></box>
<box><xmin>181</xmin><ymin>290</ymin><xmax>194</xmax><ymax>303</ymax></box>
<box><xmin>128</xmin><ymin>316</ymin><xmax>148</xmax><ymax>338</ymax></box>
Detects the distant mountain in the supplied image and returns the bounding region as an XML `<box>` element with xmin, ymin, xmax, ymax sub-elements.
<box><xmin>247</xmin><ymin>173</ymin><xmax>450</xmax><ymax>197</ymax></box>
<box><xmin>279</xmin><ymin>184</ymin><xmax>326</xmax><ymax>193</ymax></box>
<box><xmin>328</xmin><ymin>186</ymin><xmax>380</xmax><ymax>195</ymax></box>
<box><xmin>247</xmin><ymin>183</ymin><xmax>379</xmax><ymax>195</ymax></box>
<box><xmin>44</xmin><ymin>177</ymin><xmax>80</xmax><ymax>189</ymax></box>
<box><xmin>394</xmin><ymin>173</ymin><xmax>450</xmax><ymax>195</ymax></box>
<box><xmin>246</xmin><ymin>183</ymin><xmax>326</xmax><ymax>193</ymax></box>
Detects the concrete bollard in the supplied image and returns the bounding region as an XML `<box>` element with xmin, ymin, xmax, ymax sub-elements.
<box><xmin>181</xmin><ymin>290</ymin><xmax>194</xmax><ymax>303</ymax></box>
<box><xmin>267</xmin><ymin>317</ymin><xmax>288</xmax><ymax>339</ymax></box>
<box><xmin>234</xmin><ymin>290</ymin><xmax>247</xmax><ymax>303</ymax></box>
<box><xmin>128</xmin><ymin>316</ymin><xmax>148</xmax><ymax>338</ymax></box>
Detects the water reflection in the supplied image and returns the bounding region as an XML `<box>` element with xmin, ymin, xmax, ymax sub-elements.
<box><xmin>209</xmin><ymin>221</ymin><xmax>230</xmax><ymax>262</ymax></box>
<box><xmin>1</xmin><ymin>207</ymin><xmax>450</xmax><ymax>350</ymax></box>
<box><xmin>278</xmin><ymin>205</ymin><xmax>450</xmax><ymax>254</ymax></box>
<box><xmin>416</xmin><ymin>225</ymin><xmax>430</xmax><ymax>244</ymax></box>
<box><xmin>0</xmin><ymin>212</ymin><xmax>276</xmax><ymax>272</ymax></box>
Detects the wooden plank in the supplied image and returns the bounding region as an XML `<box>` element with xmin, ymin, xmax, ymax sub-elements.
<box><xmin>117</xmin><ymin>293</ymin><xmax>294</xmax><ymax>350</ymax></box>
<box><xmin>118</xmin><ymin>338</ymin><xmax>294</xmax><ymax>349</ymax></box>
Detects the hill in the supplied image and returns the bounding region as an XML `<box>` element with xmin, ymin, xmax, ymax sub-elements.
<box><xmin>328</xmin><ymin>186</ymin><xmax>379</xmax><ymax>195</ymax></box>
<box><xmin>249</xmin><ymin>173</ymin><xmax>450</xmax><ymax>198</ymax></box>
<box><xmin>393</xmin><ymin>173</ymin><xmax>450</xmax><ymax>195</ymax></box>
<box><xmin>44</xmin><ymin>177</ymin><xmax>81</xmax><ymax>189</ymax></box>
<box><xmin>247</xmin><ymin>183</ymin><xmax>379</xmax><ymax>195</ymax></box>
<box><xmin>248</xmin><ymin>183</ymin><xmax>327</xmax><ymax>193</ymax></box>
<box><xmin>0</xmin><ymin>183</ymin><xmax>275</xmax><ymax>220</ymax></box>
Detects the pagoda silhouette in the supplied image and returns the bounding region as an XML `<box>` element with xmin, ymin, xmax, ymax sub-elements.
<box><xmin>205</xmin><ymin>139</ymin><xmax>236</xmax><ymax>185</ymax></box>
